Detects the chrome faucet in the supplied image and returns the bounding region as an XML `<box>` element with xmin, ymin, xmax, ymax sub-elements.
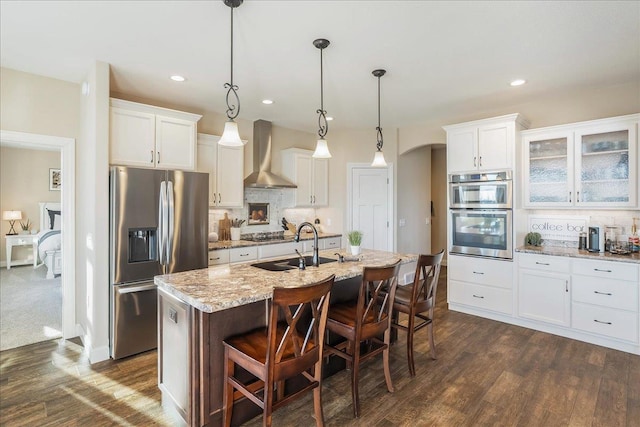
<box><xmin>295</xmin><ymin>222</ymin><xmax>319</xmax><ymax>267</ymax></box>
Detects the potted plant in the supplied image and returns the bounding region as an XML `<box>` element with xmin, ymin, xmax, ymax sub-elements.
<box><xmin>347</xmin><ymin>230</ymin><xmax>363</xmax><ymax>255</ymax></box>
<box><xmin>19</xmin><ymin>219</ymin><xmax>31</xmax><ymax>235</ymax></box>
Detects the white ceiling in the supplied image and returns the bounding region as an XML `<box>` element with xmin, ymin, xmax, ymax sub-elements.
<box><xmin>2</xmin><ymin>1</ymin><xmax>639</xmax><ymax>133</ymax></box>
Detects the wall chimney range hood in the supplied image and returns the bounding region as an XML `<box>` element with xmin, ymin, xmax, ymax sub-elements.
<box><xmin>243</xmin><ymin>120</ymin><xmax>297</xmax><ymax>188</ymax></box>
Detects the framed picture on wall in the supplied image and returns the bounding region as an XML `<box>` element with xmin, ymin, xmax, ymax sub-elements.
<box><xmin>248</xmin><ymin>203</ymin><xmax>269</xmax><ymax>225</ymax></box>
<box><xmin>49</xmin><ymin>168</ymin><xmax>61</xmax><ymax>191</ymax></box>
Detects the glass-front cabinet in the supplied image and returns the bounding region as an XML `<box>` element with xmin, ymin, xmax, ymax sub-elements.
<box><xmin>522</xmin><ymin>114</ymin><xmax>638</xmax><ymax>208</ymax></box>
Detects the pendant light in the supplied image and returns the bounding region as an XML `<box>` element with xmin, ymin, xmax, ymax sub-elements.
<box><xmin>312</xmin><ymin>38</ymin><xmax>331</xmax><ymax>159</ymax></box>
<box><xmin>371</xmin><ymin>69</ymin><xmax>387</xmax><ymax>167</ymax></box>
<box><xmin>219</xmin><ymin>0</ymin><xmax>245</xmax><ymax>147</ymax></box>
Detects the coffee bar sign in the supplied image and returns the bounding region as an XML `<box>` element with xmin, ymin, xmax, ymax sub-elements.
<box><xmin>528</xmin><ymin>215</ymin><xmax>589</xmax><ymax>242</ymax></box>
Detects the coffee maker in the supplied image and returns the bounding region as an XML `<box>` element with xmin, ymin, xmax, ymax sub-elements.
<box><xmin>588</xmin><ymin>226</ymin><xmax>604</xmax><ymax>252</ymax></box>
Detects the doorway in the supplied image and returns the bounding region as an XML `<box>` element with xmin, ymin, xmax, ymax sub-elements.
<box><xmin>0</xmin><ymin>130</ymin><xmax>76</xmax><ymax>343</ymax></box>
<box><xmin>347</xmin><ymin>163</ymin><xmax>394</xmax><ymax>251</ymax></box>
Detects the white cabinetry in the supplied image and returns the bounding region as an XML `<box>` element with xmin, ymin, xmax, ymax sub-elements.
<box><xmin>444</xmin><ymin>114</ymin><xmax>529</xmax><ymax>173</ymax></box>
<box><xmin>518</xmin><ymin>254</ymin><xmax>571</xmax><ymax>326</ymax></box>
<box><xmin>447</xmin><ymin>254</ymin><xmax>513</xmax><ymax>315</ymax></box>
<box><xmin>281</xmin><ymin>148</ymin><xmax>328</xmax><ymax>207</ymax></box>
<box><xmin>522</xmin><ymin>114</ymin><xmax>638</xmax><ymax>208</ymax></box>
<box><xmin>110</xmin><ymin>98</ymin><xmax>201</xmax><ymax>170</ymax></box>
<box><xmin>571</xmin><ymin>259</ymin><xmax>638</xmax><ymax>343</ymax></box>
<box><xmin>196</xmin><ymin>134</ymin><xmax>244</xmax><ymax>208</ymax></box>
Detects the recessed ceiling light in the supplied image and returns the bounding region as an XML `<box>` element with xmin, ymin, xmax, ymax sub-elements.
<box><xmin>510</xmin><ymin>79</ymin><xmax>526</xmax><ymax>87</ymax></box>
<box><xmin>262</xmin><ymin>99</ymin><xmax>274</xmax><ymax>105</ymax></box>
<box><xmin>326</xmin><ymin>116</ymin><xmax>334</xmax><ymax>121</ymax></box>
<box><xmin>170</xmin><ymin>75</ymin><xmax>186</xmax><ymax>82</ymax></box>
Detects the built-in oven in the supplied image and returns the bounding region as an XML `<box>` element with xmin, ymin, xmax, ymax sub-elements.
<box><xmin>449</xmin><ymin>170</ymin><xmax>512</xmax><ymax>208</ymax></box>
<box><xmin>449</xmin><ymin>209</ymin><xmax>513</xmax><ymax>259</ymax></box>
<box><xmin>448</xmin><ymin>170</ymin><xmax>513</xmax><ymax>259</ymax></box>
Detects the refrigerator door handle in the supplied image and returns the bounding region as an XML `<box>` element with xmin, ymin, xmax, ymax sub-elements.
<box><xmin>167</xmin><ymin>180</ymin><xmax>175</xmax><ymax>266</ymax></box>
<box><xmin>117</xmin><ymin>283</ymin><xmax>157</xmax><ymax>294</ymax></box>
<box><xmin>158</xmin><ymin>180</ymin><xmax>167</xmax><ymax>265</ymax></box>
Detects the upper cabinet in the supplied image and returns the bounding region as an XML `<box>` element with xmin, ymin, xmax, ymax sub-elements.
<box><xmin>281</xmin><ymin>148</ymin><xmax>328</xmax><ymax>207</ymax></box>
<box><xmin>522</xmin><ymin>114</ymin><xmax>638</xmax><ymax>209</ymax></box>
<box><xmin>110</xmin><ymin>98</ymin><xmax>201</xmax><ymax>170</ymax></box>
<box><xmin>196</xmin><ymin>133</ymin><xmax>244</xmax><ymax>208</ymax></box>
<box><xmin>444</xmin><ymin>114</ymin><xmax>529</xmax><ymax>173</ymax></box>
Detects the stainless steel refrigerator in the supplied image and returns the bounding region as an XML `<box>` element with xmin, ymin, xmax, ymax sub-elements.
<box><xmin>109</xmin><ymin>166</ymin><xmax>208</xmax><ymax>359</ymax></box>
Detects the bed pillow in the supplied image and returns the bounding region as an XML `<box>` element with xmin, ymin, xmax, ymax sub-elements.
<box><xmin>46</xmin><ymin>209</ymin><xmax>61</xmax><ymax>230</ymax></box>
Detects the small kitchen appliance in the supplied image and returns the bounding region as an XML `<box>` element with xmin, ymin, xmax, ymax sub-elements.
<box><xmin>587</xmin><ymin>226</ymin><xmax>603</xmax><ymax>252</ymax></box>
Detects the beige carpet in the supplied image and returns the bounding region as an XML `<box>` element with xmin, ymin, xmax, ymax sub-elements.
<box><xmin>0</xmin><ymin>265</ymin><xmax>62</xmax><ymax>351</ymax></box>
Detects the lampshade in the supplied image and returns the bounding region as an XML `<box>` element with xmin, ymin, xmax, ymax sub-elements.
<box><xmin>313</xmin><ymin>139</ymin><xmax>332</xmax><ymax>159</ymax></box>
<box><xmin>2</xmin><ymin>210</ymin><xmax>22</xmax><ymax>221</ymax></box>
<box><xmin>219</xmin><ymin>120</ymin><xmax>244</xmax><ymax>147</ymax></box>
<box><xmin>371</xmin><ymin>150</ymin><xmax>387</xmax><ymax>167</ymax></box>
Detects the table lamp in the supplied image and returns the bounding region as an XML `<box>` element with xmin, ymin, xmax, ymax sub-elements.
<box><xmin>3</xmin><ymin>210</ymin><xmax>22</xmax><ymax>235</ymax></box>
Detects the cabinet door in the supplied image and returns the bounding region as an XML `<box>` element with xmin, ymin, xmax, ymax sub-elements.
<box><xmin>522</xmin><ymin>131</ymin><xmax>574</xmax><ymax>207</ymax></box>
<box><xmin>312</xmin><ymin>157</ymin><xmax>329</xmax><ymax>206</ymax></box>
<box><xmin>447</xmin><ymin>128</ymin><xmax>477</xmax><ymax>172</ymax></box>
<box><xmin>110</xmin><ymin>107</ymin><xmax>156</xmax><ymax>167</ymax></box>
<box><xmin>216</xmin><ymin>145</ymin><xmax>244</xmax><ymax>208</ymax></box>
<box><xmin>293</xmin><ymin>154</ymin><xmax>313</xmax><ymax>207</ymax></box>
<box><xmin>478</xmin><ymin>123</ymin><xmax>511</xmax><ymax>171</ymax></box>
<box><xmin>518</xmin><ymin>269</ymin><xmax>571</xmax><ymax>326</ymax></box>
<box><xmin>156</xmin><ymin>115</ymin><xmax>196</xmax><ymax>171</ymax></box>
<box><xmin>196</xmin><ymin>139</ymin><xmax>217</xmax><ymax>206</ymax></box>
<box><xmin>574</xmin><ymin>122</ymin><xmax>637</xmax><ymax>207</ymax></box>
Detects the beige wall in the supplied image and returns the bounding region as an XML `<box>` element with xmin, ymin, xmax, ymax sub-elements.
<box><xmin>0</xmin><ymin>146</ymin><xmax>61</xmax><ymax>261</ymax></box>
<box><xmin>431</xmin><ymin>146</ymin><xmax>447</xmax><ymax>261</ymax></box>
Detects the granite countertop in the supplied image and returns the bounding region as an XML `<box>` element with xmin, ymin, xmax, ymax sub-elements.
<box><xmin>208</xmin><ymin>232</ymin><xmax>342</xmax><ymax>250</ymax></box>
<box><xmin>155</xmin><ymin>248</ymin><xmax>417</xmax><ymax>313</ymax></box>
<box><xmin>516</xmin><ymin>245</ymin><xmax>640</xmax><ymax>264</ymax></box>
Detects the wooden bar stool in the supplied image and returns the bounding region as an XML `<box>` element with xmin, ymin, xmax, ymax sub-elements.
<box><xmin>323</xmin><ymin>260</ymin><xmax>401</xmax><ymax>418</ymax></box>
<box><xmin>391</xmin><ymin>250</ymin><xmax>444</xmax><ymax>376</ymax></box>
<box><xmin>222</xmin><ymin>275</ymin><xmax>335</xmax><ymax>427</ymax></box>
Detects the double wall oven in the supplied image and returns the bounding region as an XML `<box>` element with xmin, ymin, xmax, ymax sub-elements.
<box><xmin>449</xmin><ymin>171</ymin><xmax>513</xmax><ymax>259</ymax></box>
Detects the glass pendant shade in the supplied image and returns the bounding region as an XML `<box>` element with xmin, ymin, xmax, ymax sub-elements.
<box><xmin>313</xmin><ymin>139</ymin><xmax>332</xmax><ymax>158</ymax></box>
<box><xmin>219</xmin><ymin>120</ymin><xmax>244</xmax><ymax>147</ymax></box>
<box><xmin>371</xmin><ymin>150</ymin><xmax>387</xmax><ymax>167</ymax></box>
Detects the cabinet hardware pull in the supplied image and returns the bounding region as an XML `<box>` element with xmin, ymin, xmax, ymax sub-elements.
<box><xmin>218</xmin><ymin>193</ymin><xmax>221</xmax><ymax>203</ymax></box>
<box><xmin>472</xmin><ymin>271</ymin><xmax>484</xmax><ymax>275</ymax></box>
<box><xmin>210</xmin><ymin>257</ymin><xmax>221</xmax><ymax>261</ymax></box>
<box><xmin>473</xmin><ymin>156</ymin><xmax>477</xmax><ymax>167</ymax></box>
<box><xmin>472</xmin><ymin>294</ymin><xmax>484</xmax><ymax>299</ymax></box>
<box><xmin>594</xmin><ymin>291</ymin><xmax>612</xmax><ymax>296</ymax></box>
<box><xmin>568</xmin><ymin>191</ymin><xmax>571</xmax><ymax>203</ymax></box>
<box><xmin>157</xmin><ymin>151</ymin><xmax>160</xmax><ymax>163</ymax></box>
<box><xmin>576</xmin><ymin>191</ymin><xmax>580</xmax><ymax>202</ymax></box>
<box><xmin>593</xmin><ymin>319</ymin><xmax>612</xmax><ymax>325</ymax></box>
<box><xmin>151</xmin><ymin>150</ymin><xmax>154</xmax><ymax>163</ymax></box>
<box><xmin>240</xmin><ymin>253</ymin><xmax>249</xmax><ymax>257</ymax></box>
<box><xmin>565</xmin><ymin>280</ymin><xmax>568</xmax><ymax>292</ymax></box>
<box><xmin>479</xmin><ymin>156</ymin><xmax>482</xmax><ymax>167</ymax></box>
<box><xmin>535</xmin><ymin>262</ymin><xmax>550</xmax><ymax>266</ymax></box>
<box><xmin>310</xmin><ymin>195</ymin><xmax>313</xmax><ymax>204</ymax></box>
<box><xmin>594</xmin><ymin>268</ymin><xmax>612</xmax><ymax>273</ymax></box>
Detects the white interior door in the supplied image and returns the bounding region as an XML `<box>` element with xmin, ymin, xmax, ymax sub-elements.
<box><xmin>351</xmin><ymin>167</ymin><xmax>390</xmax><ymax>251</ymax></box>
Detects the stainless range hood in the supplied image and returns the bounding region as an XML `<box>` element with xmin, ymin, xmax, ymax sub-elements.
<box><xmin>244</xmin><ymin>119</ymin><xmax>297</xmax><ymax>188</ymax></box>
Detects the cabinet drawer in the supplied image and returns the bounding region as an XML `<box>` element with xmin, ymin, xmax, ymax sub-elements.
<box><xmin>572</xmin><ymin>259</ymin><xmax>638</xmax><ymax>282</ymax></box>
<box><xmin>258</xmin><ymin>242</ymin><xmax>304</xmax><ymax>260</ymax></box>
<box><xmin>572</xmin><ymin>275</ymin><xmax>638</xmax><ymax>311</ymax></box>
<box><xmin>448</xmin><ymin>255</ymin><xmax>513</xmax><ymax>289</ymax></box>
<box><xmin>208</xmin><ymin>249</ymin><xmax>229</xmax><ymax>266</ymax></box>
<box><xmin>518</xmin><ymin>253</ymin><xmax>570</xmax><ymax>273</ymax></box>
<box><xmin>572</xmin><ymin>302</ymin><xmax>638</xmax><ymax>343</ymax></box>
<box><xmin>322</xmin><ymin>237</ymin><xmax>342</xmax><ymax>250</ymax></box>
<box><xmin>448</xmin><ymin>280</ymin><xmax>512</xmax><ymax>314</ymax></box>
<box><xmin>229</xmin><ymin>246</ymin><xmax>258</xmax><ymax>263</ymax></box>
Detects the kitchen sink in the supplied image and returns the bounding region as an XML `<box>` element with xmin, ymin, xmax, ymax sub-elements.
<box><xmin>251</xmin><ymin>256</ymin><xmax>337</xmax><ymax>271</ymax></box>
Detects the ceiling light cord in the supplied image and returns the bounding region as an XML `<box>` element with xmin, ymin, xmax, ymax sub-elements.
<box><xmin>376</xmin><ymin>73</ymin><xmax>383</xmax><ymax>152</ymax></box>
<box><xmin>317</xmin><ymin>43</ymin><xmax>328</xmax><ymax>139</ymax></box>
<box><xmin>224</xmin><ymin>2</ymin><xmax>240</xmax><ymax>121</ymax></box>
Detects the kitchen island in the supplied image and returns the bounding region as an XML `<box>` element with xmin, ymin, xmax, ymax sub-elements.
<box><xmin>154</xmin><ymin>248</ymin><xmax>417</xmax><ymax>426</ymax></box>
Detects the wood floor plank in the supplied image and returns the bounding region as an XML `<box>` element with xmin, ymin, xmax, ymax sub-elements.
<box><xmin>1</xmin><ymin>266</ymin><xmax>638</xmax><ymax>427</ymax></box>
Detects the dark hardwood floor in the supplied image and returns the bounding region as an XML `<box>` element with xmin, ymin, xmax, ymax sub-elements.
<box><xmin>1</xmin><ymin>267</ymin><xmax>638</xmax><ymax>426</ymax></box>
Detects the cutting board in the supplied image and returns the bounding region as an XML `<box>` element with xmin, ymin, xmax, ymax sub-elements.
<box><xmin>218</xmin><ymin>213</ymin><xmax>231</xmax><ymax>241</ymax></box>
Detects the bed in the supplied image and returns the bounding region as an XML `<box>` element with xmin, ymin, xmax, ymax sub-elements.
<box><xmin>37</xmin><ymin>202</ymin><xmax>62</xmax><ymax>279</ymax></box>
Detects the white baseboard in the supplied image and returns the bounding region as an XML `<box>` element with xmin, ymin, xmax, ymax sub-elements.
<box><xmin>76</xmin><ymin>323</ymin><xmax>110</xmax><ymax>363</ymax></box>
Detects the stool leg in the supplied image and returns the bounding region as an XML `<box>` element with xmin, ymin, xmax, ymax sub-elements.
<box><xmin>428</xmin><ymin>320</ymin><xmax>437</xmax><ymax>360</ymax></box>
<box><xmin>223</xmin><ymin>348</ymin><xmax>234</xmax><ymax>427</ymax></box>
<box><xmin>351</xmin><ymin>341</ymin><xmax>361</xmax><ymax>418</ymax></box>
<box><xmin>382</xmin><ymin>328</ymin><xmax>394</xmax><ymax>393</ymax></box>
<box><xmin>407</xmin><ymin>313</ymin><xmax>416</xmax><ymax>377</ymax></box>
<box><xmin>313</xmin><ymin>360</ymin><xmax>325</xmax><ymax>427</ymax></box>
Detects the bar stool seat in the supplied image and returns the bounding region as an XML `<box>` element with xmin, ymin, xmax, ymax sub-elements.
<box><xmin>223</xmin><ymin>275</ymin><xmax>335</xmax><ymax>427</ymax></box>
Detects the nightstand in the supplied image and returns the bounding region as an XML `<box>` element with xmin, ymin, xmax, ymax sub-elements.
<box><xmin>5</xmin><ymin>234</ymin><xmax>38</xmax><ymax>269</ymax></box>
